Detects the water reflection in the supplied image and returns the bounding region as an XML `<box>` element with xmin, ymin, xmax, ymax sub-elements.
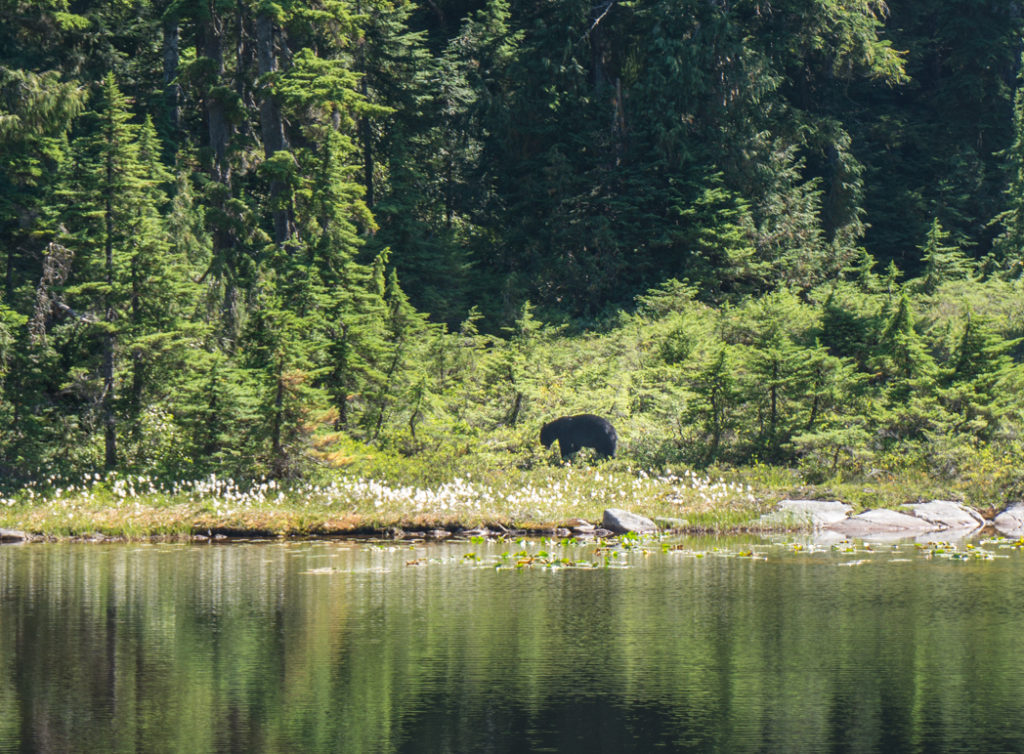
<box><xmin>2</xmin><ymin>538</ymin><xmax>1024</xmax><ymax>753</ymax></box>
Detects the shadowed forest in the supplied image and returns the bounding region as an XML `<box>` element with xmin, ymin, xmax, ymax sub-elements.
<box><xmin>4</xmin><ymin>0</ymin><xmax>1024</xmax><ymax>492</ymax></box>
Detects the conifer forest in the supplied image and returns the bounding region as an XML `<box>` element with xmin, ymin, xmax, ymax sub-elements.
<box><xmin>5</xmin><ymin>0</ymin><xmax>1024</xmax><ymax>492</ymax></box>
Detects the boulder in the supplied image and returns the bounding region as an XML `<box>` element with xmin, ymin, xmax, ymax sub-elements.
<box><xmin>601</xmin><ymin>508</ymin><xmax>657</xmax><ymax>534</ymax></box>
<box><xmin>0</xmin><ymin>528</ymin><xmax>28</xmax><ymax>543</ymax></box>
<box><xmin>826</xmin><ymin>508</ymin><xmax>939</xmax><ymax>540</ymax></box>
<box><xmin>904</xmin><ymin>500</ymin><xmax>984</xmax><ymax>531</ymax></box>
<box><xmin>994</xmin><ymin>502</ymin><xmax>1024</xmax><ymax>538</ymax></box>
<box><xmin>759</xmin><ymin>500</ymin><xmax>853</xmax><ymax>529</ymax></box>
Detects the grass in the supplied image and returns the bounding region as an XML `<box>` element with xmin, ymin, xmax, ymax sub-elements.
<box><xmin>0</xmin><ymin>454</ymin><xmax>1010</xmax><ymax>541</ymax></box>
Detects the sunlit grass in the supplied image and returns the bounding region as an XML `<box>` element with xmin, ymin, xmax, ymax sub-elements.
<box><xmin>0</xmin><ymin>459</ymin><xmax>1010</xmax><ymax>541</ymax></box>
<box><xmin>0</xmin><ymin>465</ymin><xmax>775</xmax><ymax>539</ymax></box>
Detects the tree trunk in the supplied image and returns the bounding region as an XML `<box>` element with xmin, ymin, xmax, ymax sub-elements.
<box><xmin>103</xmin><ymin>161</ymin><xmax>117</xmax><ymax>470</ymax></box>
<box><xmin>590</xmin><ymin>20</ymin><xmax>604</xmax><ymax>90</ymax></box>
<box><xmin>271</xmin><ymin>355</ymin><xmax>284</xmax><ymax>476</ymax></box>
<box><xmin>103</xmin><ymin>330</ymin><xmax>117</xmax><ymax>470</ymax></box>
<box><xmin>355</xmin><ymin>0</ymin><xmax>374</xmax><ymax>210</ymax></box>
<box><xmin>202</xmin><ymin>7</ymin><xmax>230</xmax><ymax>185</ymax></box>
<box><xmin>255</xmin><ymin>11</ymin><xmax>293</xmax><ymax>246</ymax></box>
<box><xmin>162</xmin><ymin>16</ymin><xmax>180</xmax><ymax>139</ymax></box>
<box><xmin>360</xmin><ymin>105</ymin><xmax>374</xmax><ymax>209</ymax></box>
<box><xmin>200</xmin><ymin>3</ymin><xmax>238</xmax><ymax>343</ymax></box>
<box><xmin>128</xmin><ymin>252</ymin><xmax>143</xmax><ymax>444</ymax></box>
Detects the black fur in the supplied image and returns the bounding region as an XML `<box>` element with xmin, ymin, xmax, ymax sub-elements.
<box><xmin>540</xmin><ymin>414</ymin><xmax>618</xmax><ymax>460</ymax></box>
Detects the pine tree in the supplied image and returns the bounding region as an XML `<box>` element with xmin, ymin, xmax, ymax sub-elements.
<box><xmin>871</xmin><ymin>289</ymin><xmax>946</xmax><ymax>447</ymax></box>
<box><xmin>991</xmin><ymin>52</ymin><xmax>1024</xmax><ymax>276</ymax></box>
<box><xmin>243</xmin><ymin>276</ymin><xmax>325</xmax><ymax>477</ymax></box>
<box><xmin>485</xmin><ymin>301</ymin><xmax>556</xmax><ymax>429</ymax></box>
<box><xmin>0</xmin><ymin>66</ymin><xmax>85</xmax><ymax>303</ymax></box>
<box><xmin>788</xmin><ymin>336</ymin><xmax>868</xmax><ymax>478</ymax></box>
<box><xmin>281</xmin><ymin>85</ymin><xmax>386</xmax><ymax>437</ymax></box>
<box><xmin>366</xmin><ymin>263</ymin><xmax>432</xmax><ymax>441</ymax></box>
<box><xmin>917</xmin><ymin>218</ymin><xmax>973</xmax><ymax>294</ymax></box>
<box><xmin>740</xmin><ymin>293</ymin><xmax>817</xmax><ymax>460</ymax></box>
<box><xmin>687</xmin><ymin>346</ymin><xmax>740</xmax><ymax>465</ymax></box>
<box><xmin>874</xmin><ymin>291</ymin><xmax>936</xmax><ymax>392</ymax></box>
<box><xmin>52</xmin><ymin>74</ymin><xmax>179</xmax><ymax>470</ymax></box>
<box><xmin>375</xmin><ymin>0</ymin><xmax>516</xmax><ymax>323</ymax></box>
<box><xmin>175</xmin><ymin>350</ymin><xmax>259</xmax><ymax>476</ymax></box>
<box><xmin>939</xmin><ymin>311</ymin><xmax>1021</xmax><ymax>441</ymax></box>
<box><xmin>856</xmin><ymin>0</ymin><xmax>1018</xmax><ymax>270</ymax></box>
<box><xmin>0</xmin><ymin>303</ymin><xmax>26</xmax><ymax>469</ymax></box>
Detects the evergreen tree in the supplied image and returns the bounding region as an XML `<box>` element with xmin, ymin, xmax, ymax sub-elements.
<box><xmin>366</xmin><ymin>262</ymin><xmax>432</xmax><ymax>441</ymax></box>
<box><xmin>789</xmin><ymin>347</ymin><xmax>869</xmax><ymax>479</ymax></box>
<box><xmin>874</xmin><ymin>290</ymin><xmax>936</xmax><ymax>393</ymax></box>
<box><xmin>0</xmin><ymin>67</ymin><xmax>85</xmax><ymax>305</ymax></box>
<box><xmin>819</xmin><ymin>283</ymin><xmax>876</xmax><ymax>371</ymax></box>
<box><xmin>855</xmin><ymin>0</ymin><xmax>1020</xmax><ymax>270</ymax></box>
<box><xmin>483</xmin><ymin>301</ymin><xmax>559</xmax><ymax>430</ymax></box>
<box><xmin>243</xmin><ymin>276</ymin><xmax>325</xmax><ymax>477</ymax></box>
<box><xmin>52</xmin><ymin>74</ymin><xmax>179</xmax><ymax>470</ymax></box>
<box><xmin>175</xmin><ymin>350</ymin><xmax>259</xmax><ymax>476</ymax></box>
<box><xmin>991</xmin><ymin>52</ymin><xmax>1024</xmax><ymax>276</ymax></box>
<box><xmin>738</xmin><ymin>292</ymin><xmax>819</xmax><ymax>460</ymax></box>
<box><xmin>917</xmin><ymin>218</ymin><xmax>973</xmax><ymax>294</ymax></box>
<box><xmin>939</xmin><ymin>311</ymin><xmax>1021</xmax><ymax>441</ymax></box>
<box><xmin>871</xmin><ymin>289</ymin><xmax>944</xmax><ymax>447</ymax></box>
<box><xmin>687</xmin><ymin>346</ymin><xmax>740</xmax><ymax>465</ymax></box>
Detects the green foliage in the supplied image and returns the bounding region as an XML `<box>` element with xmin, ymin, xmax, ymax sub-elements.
<box><xmin>2</xmin><ymin>0</ymin><xmax>1024</xmax><ymax>498</ymax></box>
<box><xmin>917</xmin><ymin>219</ymin><xmax>973</xmax><ymax>294</ymax></box>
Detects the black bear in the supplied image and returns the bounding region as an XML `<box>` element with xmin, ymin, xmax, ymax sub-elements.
<box><xmin>540</xmin><ymin>414</ymin><xmax>618</xmax><ymax>460</ymax></box>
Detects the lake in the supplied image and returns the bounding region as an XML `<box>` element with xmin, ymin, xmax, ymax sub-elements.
<box><xmin>2</xmin><ymin>535</ymin><xmax>1024</xmax><ymax>753</ymax></box>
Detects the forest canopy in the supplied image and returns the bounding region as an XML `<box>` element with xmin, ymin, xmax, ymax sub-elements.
<box><xmin>3</xmin><ymin>0</ymin><xmax>1024</xmax><ymax>487</ymax></box>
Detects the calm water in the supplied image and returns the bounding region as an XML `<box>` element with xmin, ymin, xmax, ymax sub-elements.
<box><xmin>2</xmin><ymin>536</ymin><xmax>1024</xmax><ymax>753</ymax></box>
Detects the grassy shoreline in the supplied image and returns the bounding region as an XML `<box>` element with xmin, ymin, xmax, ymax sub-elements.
<box><xmin>0</xmin><ymin>461</ymin><xmax>1007</xmax><ymax>542</ymax></box>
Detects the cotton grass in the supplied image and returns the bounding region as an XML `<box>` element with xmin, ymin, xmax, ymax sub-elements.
<box><xmin>0</xmin><ymin>465</ymin><xmax>771</xmax><ymax>540</ymax></box>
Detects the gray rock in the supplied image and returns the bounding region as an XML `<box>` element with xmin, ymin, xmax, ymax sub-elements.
<box><xmin>904</xmin><ymin>500</ymin><xmax>984</xmax><ymax>531</ymax></box>
<box><xmin>994</xmin><ymin>502</ymin><xmax>1024</xmax><ymax>538</ymax></box>
<box><xmin>826</xmin><ymin>508</ymin><xmax>939</xmax><ymax>540</ymax></box>
<box><xmin>601</xmin><ymin>508</ymin><xmax>657</xmax><ymax>534</ymax></box>
<box><xmin>759</xmin><ymin>500</ymin><xmax>853</xmax><ymax>529</ymax></box>
<box><xmin>0</xmin><ymin>528</ymin><xmax>29</xmax><ymax>543</ymax></box>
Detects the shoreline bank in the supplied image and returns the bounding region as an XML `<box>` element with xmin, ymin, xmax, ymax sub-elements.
<box><xmin>3</xmin><ymin>498</ymin><xmax>1022</xmax><ymax>544</ymax></box>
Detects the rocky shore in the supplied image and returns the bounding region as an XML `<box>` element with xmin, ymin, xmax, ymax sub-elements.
<box><xmin>3</xmin><ymin>500</ymin><xmax>1024</xmax><ymax>544</ymax></box>
<box><xmin>377</xmin><ymin>500</ymin><xmax>1024</xmax><ymax>543</ymax></box>
<box><xmin>756</xmin><ymin>499</ymin><xmax>1024</xmax><ymax>542</ymax></box>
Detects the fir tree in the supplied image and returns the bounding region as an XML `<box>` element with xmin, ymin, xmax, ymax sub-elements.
<box><xmin>991</xmin><ymin>52</ymin><xmax>1024</xmax><ymax>276</ymax></box>
<box><xmin>0</xmin><ymin>67</ymin><xmax>85</xmax><ymax>303</ymax></box>
<box><xmin>367</xmin><ymin>263</ymin><xmax>431</xmax><ymax>440</ymax></box>
<box><xmin>688</xmin><ymin>346</ymin><xmax>740</xmax><ymax>465</ymax></box>
<box><xmin>874</xmin><ymin>290</ymin><xmax>936</xmax><ymax>392</ymax></box>
<box><xmin>917</xmin><ymin>218</ymin><xmax>972</xmax><ymax>294</ymax></box>
<box><xmin>54</xmin><ymin>74</ymin><xmax>165</xmax><ymax>469</ymax></box>
<box><xmin>243</xmin><ymin>276</ymin><xmax>325</xmax><ymax>477</ymax></box>
<box><xmin>939</xmin><ymin>311</ymin><xmax>1021</xmax><ymax>441</ymax></box>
